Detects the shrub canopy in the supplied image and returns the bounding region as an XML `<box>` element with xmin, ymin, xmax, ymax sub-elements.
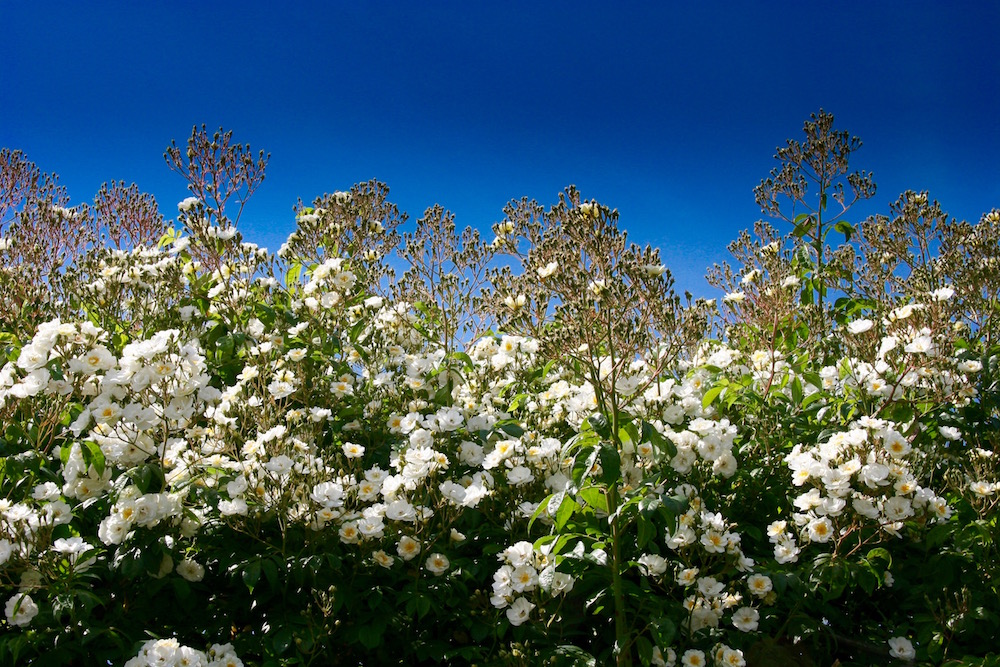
<box><xmin>1</xmin><ymin>114</ymin><xmax>998</xmax><ymax>667</ymax></box>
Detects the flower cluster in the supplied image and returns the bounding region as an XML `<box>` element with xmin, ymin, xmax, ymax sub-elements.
<box><xmin>125</xmin><ymin>639</ymin><xmax>243</xmax><ymax>667</ymax></box>
<box><xmin>777</xmin><ymin>417</ymin><xmax>952</xmax><ymax>560</ymax></box>
<box><xmin>490</xmin><ymin>540</ymin><xmax>574</xmax><ymax>625</ymax></box>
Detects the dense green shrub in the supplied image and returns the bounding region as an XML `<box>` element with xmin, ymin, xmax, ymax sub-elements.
<box><xmin>0</xmin><ymin>115</ymin><xmax>997</xmax><ymax>666</ymax></box>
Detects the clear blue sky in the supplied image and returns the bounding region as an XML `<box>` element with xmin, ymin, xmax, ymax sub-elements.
<box><xmin>3</xmin><ymin>2</ymin><xmax>998</xmax><ymax>295</ymax></box>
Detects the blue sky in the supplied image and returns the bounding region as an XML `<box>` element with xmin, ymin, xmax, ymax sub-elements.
<box><xmin>3</xmin><ymin>2</ymin><xmax>997</xmax><ymax>295</ymax></box>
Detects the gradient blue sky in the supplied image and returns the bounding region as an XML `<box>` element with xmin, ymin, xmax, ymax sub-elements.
<box><xmin>3</xmin><ymin>2</ymin><xmax>998</xmax><ymax>295</ymax></box>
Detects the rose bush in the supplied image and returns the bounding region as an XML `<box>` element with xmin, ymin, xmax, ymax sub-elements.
<box><xmin>0</xmin><ymin>116</ymin><xmax>997</xmax><ymax>666</ymax></box>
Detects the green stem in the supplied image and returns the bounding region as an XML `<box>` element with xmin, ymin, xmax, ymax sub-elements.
<box><xmin>609</xmin><ymin>482</ymin><xmax>630</xmax><ymax>667</ymax></box>
<box><xmin>606</xmin><ymin>372</ymin><xmax>630</xmax><ymax>666</ymax></box>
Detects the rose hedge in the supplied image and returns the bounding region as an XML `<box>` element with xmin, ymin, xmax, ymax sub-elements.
<box><xmin>1</xmin><ymin>120</ymin><xmax>999</xmax><ymax>667</ymax></box>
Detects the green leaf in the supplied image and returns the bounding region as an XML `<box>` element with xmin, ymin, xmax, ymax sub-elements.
<box><xmin>551</xmin><ymin>492</ymin><xmax>578</xmax><ymax>531</ymax></box>
<box><xmin>534</xmin><ymin>532</ymin><xmax>587</xmax><ymax>558</ymax></box>
<box><xmin>790</xmin><ymin>377</ymin><xmax>803</xmax><ymax>405</ymax></box>
<box><xmin>254</xmin><ymin>303</ymin><xmax>277</xmax><ymax>327</ymax></box>
<box><xmin>642</xmin><ymin>421</ymin><xmax>675</xmax><ymax>457</ymax></box>
<box><xmin>551</xmin><ymin>645</ymin><xmax>597</xmax><ymax>667</ymax></box>
<box><xmin>657</xmin><ymin>495</ymin><xmax>688</xmax><ymax>532</ymax></box>
<box><xmin>285</xmin><ymin>261</ymin><xmax>302</xmax><ymax>287</ymax></box>
<box><xmin>792</xmin><ymin>214</ymin><xmax>814</xmax><ymax>239</ymax></box>
<box><xmin>82</xmin><ymin>440</ymin><xmax>106</xmax><ymax>477</ymax></box>
<box><xmin>261</xmin><ymin>558</ymin><xmax>280</xmax><ymax>589</ymax></box>
<box><xmin>702</xmin><ymin>383</ymin><xmax>726</xmax><ymax>409</ymax></box>
<box><xmin>216</xmin><ymin>334</ymin><xmax>235</xmax><ymax>357</ymax></box>
<box><xmin>242</xmin><ymin>560</ymin><xmax>261</xmax><ymax>593</ymax></box>
<box><xmin>449</xmin><ymin>351</ymin><xmax>474</xmax><ymax>370</ymax></box>
<box><xmin>572</xmin><ymin>446</ymin><xmax>599</xmax><ymax>486</ymax></box>
<box><xmin>856</xmin><ymin>566</ymin><xmax>878</xmax><ymax>595</ymax></box>
<box><xmin>404</xmin><ymin>592</ymin><xmax>424</xmax><ymax>618</ymax></box>
<box><xmin>927</xmin><ymin>633</ymin><xmax>946</xmax><ymax>663</ymax></box>
<box><xmin>638</xmin><ymin>496</ymin><xmax>661</xmax><ymax>516</ymax></box>
<box><xmin>801</xmin><ymin>371</ymin><xmax>823</xmax><ymax>390</ymax></box>
<box><xmin>636</xmin><ymin>516</ymin><xmax>655</xmax><ymax>550</ymax></box>
<box><xmin>357</xmin><ymin>620</ymin><xmax>386</xmax><ymax>649</ymax></box>
<box><xmin>834</xmin><ymin>220</ymin><xmax>854</xmax><ymax>242</ymax></box>
<box><xmin>819</xmin><ymin>561</ymin><xmax>849</xmax><ymax>601</ymax></box>
<box><xmin>508</xmin><ymin>393</ymin><xmax>529</xmax><ymax>413</ymax></box>
<box><xmin>498</xmin><ymin>422</ymin><xmax>524</xmax><ymax>438</ymax></box>
<box><xmin>171</xmin><ymin>577</ymin><xmax>191</xmax><ymax>600</ymax></box>
<box><xmin>866</xmin><ymin>547</ymin><xmax>891</xmax><ymax>570</ymax></box>
<box><xmin>800</xmin><ymin>284</ymin><xmax>814</xmax><ymax>305</ymax></box>
<box><xmin>529</xmin><ymin>493</ymin><xmax>557</xmax><ymax>531</ymax></box>
<box><xmin>433</xmin><ymin>382</ymin><xmax>453</xmax><ymax>407</ymax></box>
<box><xmin>618</xmin><ymin>421</ymin><xmax>640</xmax><ymax>446</ymax></box>
<box><xmin>129</xmin><ymin>463</ymin><xmax>164</xmax><ymax>494</ymax></box>
<box><xmin>636</xmin><ymin>636</ymin><xmax>654</xmax><ymax>666</ymax></box>
<box><xmin>587</xmin><ymin>413</ymin><xmax>611</xmax><ymax>438</ymax></box>
<box><xmin>649</xmin><ymin>616</ymin><xmax>676</xmax><ymax>648</ymax></box>
<box><xmin>74</xmin><ymin>589</ymin><xmax>104</xmax><ymax>612</ymax></box>
<box><xmin>416</xmin><ymin>594</ymin><xmax>431</xmax><ymax>619</ymax></box>
<box><xmin>272</xmin><ymin>626</ymin><xmax>294</xmax><ymax>655</ymax></box>
<box><xmin>578</xmin><ymin>486</ymin><xmax>608</xmax><ymax>514</ymax></box>
<box><xmin>596</xmin><ymin>444</ymin><xmax>621</xmax><ymax>486</ymax></box>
